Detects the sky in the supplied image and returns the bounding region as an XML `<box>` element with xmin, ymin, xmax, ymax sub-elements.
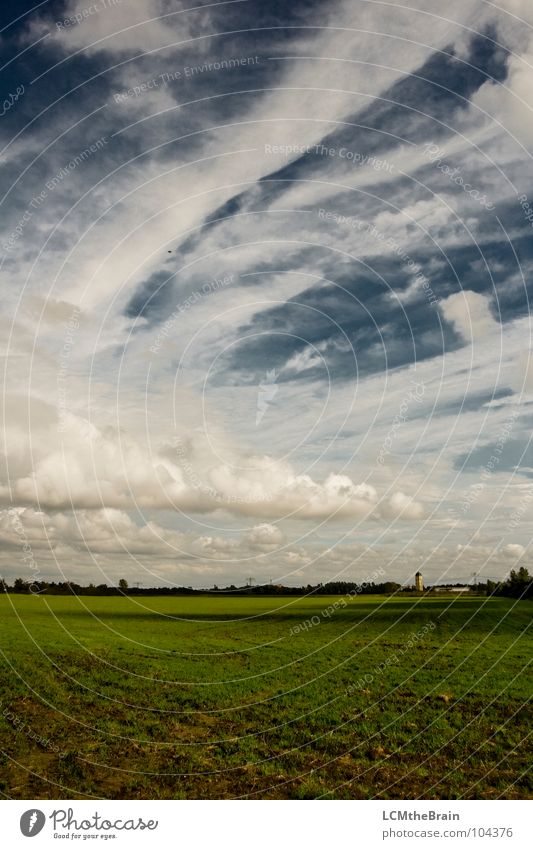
<box><xmin>1</xmin><ymin>0</ymin><xmax>532</xmax><ymax>588</ymax></box>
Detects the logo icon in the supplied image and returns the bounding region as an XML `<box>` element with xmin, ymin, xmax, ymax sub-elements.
<box><xmin>20</xmin><ymin>810</ymin><xmax>46</xmax><ymax>837</ymax></box>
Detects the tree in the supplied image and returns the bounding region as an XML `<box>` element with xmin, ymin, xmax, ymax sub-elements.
<box><xmin>507</xmin><ymin>567</ymin><xmax>532</xmax><ymax>599</ymax></box>
<box><xmin>486</xmin><ymin>579</ymin><xmax>497</xmax><ymax>596</ymax></box>
<box><xmin>118</xmin><ymin>578</ymin><xmax>129</xmax><ymax>592</ymax></box>
<box><xmin>488</xmin><ymin>567</ymin><xmax>532</xmax><ymax>599</ymax></box>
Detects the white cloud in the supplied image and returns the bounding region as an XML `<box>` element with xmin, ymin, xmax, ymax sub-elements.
<box><xmin>516</xmin><ymin>349</ymin><xmax>533</xmax><ymax>394</ymax></box>
<box><xmin>440</xmin><ymin>290</ymin><xmax>499</xmax><ymax>344</ymax></box>
<box><xmin>245</xmin><ymin>523</ymin><xmax>285</xmax><ymax>549</ymax></box>
<box><xmin>503</xmin><ymin>542</ymin><xmax>526</xmax><ymax>559</ymax></box>
<box><xmin>381</xmin><ymin>491</ymin><xmax>425</xmax><ymax>521</ymax></box>
<box><xmin>470</xmin><ymin>1</ymin><xmax>533</xmax><ymax>153</ymax></box>
<box><xmin>284</xmin><ymin>345</ymin><xmax>325</xmax><ymax>374</ymax></box>
<box><xmin>30</xmin><ymin>0</ymin><xmax>203</xmax><ymax>55</ymax></box>
<box><xmin>1</xmin><ymin>397</ymin><xmax>426</xmax><ymax>525</ymax></box>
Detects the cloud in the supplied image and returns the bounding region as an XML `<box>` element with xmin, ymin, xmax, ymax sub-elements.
<box><xmin>515</xmin><ymin>348</ymin><xmax>533</xmax><ymax>394</ymax></box>
<box><xmin>245</xmin><ymin>523</ymin><xmax>285</xmax><ymax>549</ymax></box>
<box><xmin>1</xmin><ymin>397</ymin><xmax>425</xmax><ymax>524</ymax></box>
<box><xmin>0</xmin><ymin>505</ymin><xmax>183</xmax><ymax>557</ymax></box>
<box><xmin>467</xmin><ymin>1</ymin><xmax>533</xmax><ymax>154</ymax></box>
<box><xmin>473</xmin><ymin>51</ymin><xmax>533</xmax><ymax>153</ymax></box>
<box><xmin>284</xmin><ymin>345</ymin><xmax>326</xmax><ymax>374</ymax></box>
<box><xmin>2</xmin><ymin>0</ymin><xmax>533</xmax><ymax>587</ymax></box>
<box><xmin>381</xmin><ymin>491</ymin><xmax>426</xmax><ymax>521</ymax></box>
<box><xmin>440</xmin><ymin>290</ymin><xmax>499</xmax><ymax>344</ymax></box>
<box><xmin>503</xmin><ymin>542</ymin><xmax>526</xmax><ymax>559</ymax></box>
<box><xmin>29</xmin><ymin>0</ymin><xmax>202</xmax><ymax>55</ymax></box>
<box><xmin>207</xmin><ymin>463</ymin><xmax>377</xmax><ymax>519</ymax></box>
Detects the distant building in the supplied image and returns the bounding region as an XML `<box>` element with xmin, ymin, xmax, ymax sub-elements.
<box><xmin>415</xmin><ymin>571</ymin><xmax>424</xmax><ymax>592</ymax></box>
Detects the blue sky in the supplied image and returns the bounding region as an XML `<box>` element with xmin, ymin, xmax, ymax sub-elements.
<box><xmin>1</xmin><ymin>0</ymin><xmax>532</xmax><ymax>587</ymax></box>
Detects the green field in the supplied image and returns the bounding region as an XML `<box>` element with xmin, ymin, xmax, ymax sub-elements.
<box><xmin>0</xmin><ymin>594</ymin><xmax>531</xmax><ymax>799</ymax></box>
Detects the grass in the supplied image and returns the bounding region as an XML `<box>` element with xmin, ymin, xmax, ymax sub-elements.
<box><xmin>0</xmin><ymin>593</ymin><xmax>531</xmax><ymax>799</ymax></box>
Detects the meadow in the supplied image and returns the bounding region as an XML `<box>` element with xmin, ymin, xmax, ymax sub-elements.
<box><xmin>0</xmin><ymin>593</ymin><xmax>531</xmax><ymax>799</ymax></box>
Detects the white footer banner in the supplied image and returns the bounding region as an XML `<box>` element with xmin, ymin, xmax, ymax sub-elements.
<box><xmin>2</xmin><ymin>800</ymin><xmax>531</xmax><ymax>848</ymax></box>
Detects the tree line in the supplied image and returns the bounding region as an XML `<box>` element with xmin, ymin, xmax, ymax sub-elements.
<box><xmin>2</xmin><ymin>570</ymin><xmax>530</xmax><ymax>598</ymax></box>
<box><xmin>3</xmin><ymin>578</ymin><xmax>404</xmax><ymax>596</ymax></box>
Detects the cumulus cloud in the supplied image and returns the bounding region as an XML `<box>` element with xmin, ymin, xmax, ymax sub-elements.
<box><xmin>208</xmin><ymin>465</ymin><xmax>379</xmax><ymax>520</ymax></box>
<box><xmin>1</xmin><ymin>399</ymin><xmax>424</xmax><ymax>524</ymax></box>
<box><xmin>503</xmin><ymin>542</ymin><xmax>526</xmax><ymax>559</ymax></box>
<box><xmin>0</xmin><ymin>505</ymin><xmax>185</xmax><ymax>557</ymax></box>
<box><xmin>381</xmin><ymin>491</ymin><xmax>426</xmax><ymax>521</ymax></box>
<box><xmin>440</xmin><ymin>290</ymin><xmax>499</xmax><ymax>345</ymax></box>
<box><xmin>245</xmin><ymin>523</ymin><xmax>285</xmax><ymax>549</ymax></box>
